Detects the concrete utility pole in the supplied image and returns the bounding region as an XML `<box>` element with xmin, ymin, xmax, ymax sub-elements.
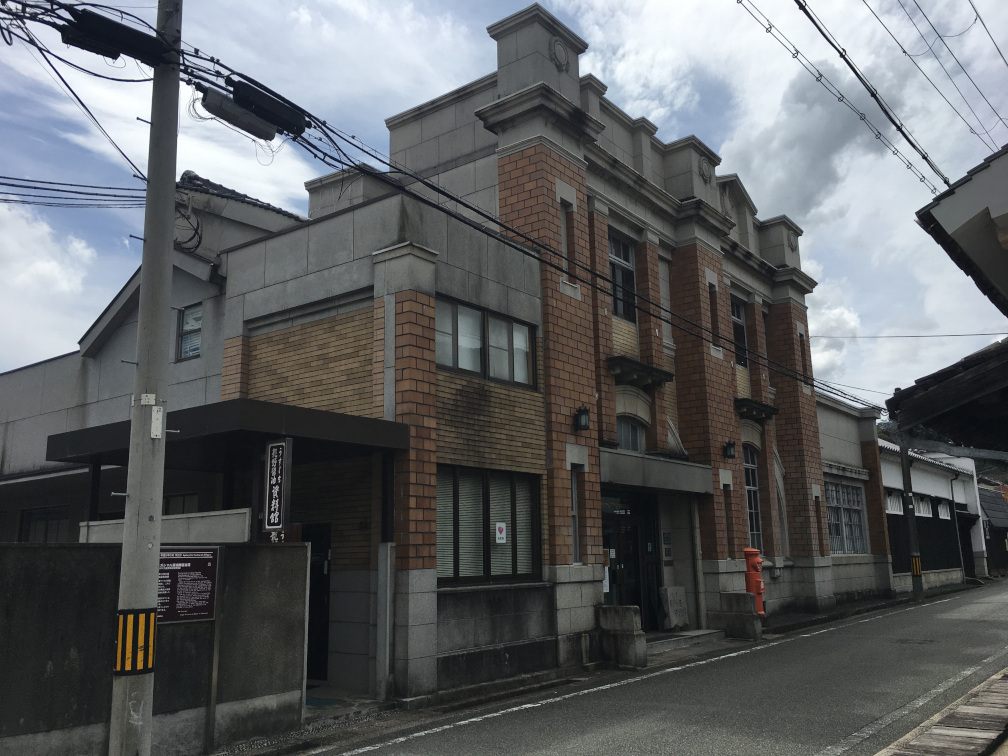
<box><xmin>108</xmin><ymin>0</ymin><xmax>183</xmax><ymax>753</ymax></box>
<box><xmin>899</xmin><ymin>444</ymin><xmax>925</xmax><ymax>602</ymax></box>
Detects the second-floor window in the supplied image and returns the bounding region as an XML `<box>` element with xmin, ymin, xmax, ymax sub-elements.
<box><xmin>616</xmin><ymin>415</ymin><xmax>646</xmax><ymax>452</ymax></box>
<box><xmin>609</xmin><ymin>234</ymin><xmax>636</xmax><ymax>322</ymax></box>
<box><xmin>178</xmin><ymin>303</ymin><xmax>203</xmax><ymax>360</ymax></box>
<box><xmin>731</xmin><ymin>296</ymin><xmax>748</xmax><ymax>367</ymax></box>
<box><xmin>435</xmin><ymin>299</ymin><xmax>533</xmax><ymax>385</ymax></box>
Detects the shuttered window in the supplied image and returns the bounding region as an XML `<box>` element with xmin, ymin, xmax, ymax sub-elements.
<box><xmin>436</xmin><ymin>465</ymin><xmax>540</xmax><ymax>583</ymax></box>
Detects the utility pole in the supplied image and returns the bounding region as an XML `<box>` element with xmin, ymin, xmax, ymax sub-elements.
<box><xmin>899</xmin><ymin>443</ymin><xmax>925</xmax><ymax>602</ymax></box>
<box><xmin>108</xmin><ymin>0</ymin><xmax>182</xmax><ymax>753</ymax></box>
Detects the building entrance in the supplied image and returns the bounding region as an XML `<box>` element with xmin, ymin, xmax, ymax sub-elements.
<box><xmin>601</xmin><ymin>493</ymin><xmax>663</xmax><ymax>631</ymax></box>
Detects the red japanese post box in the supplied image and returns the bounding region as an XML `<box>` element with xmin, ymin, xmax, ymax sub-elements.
<box><xmin>743</xmin><ymin>547</ymin><xmax>765</xmax><ymax>616</ymax></box>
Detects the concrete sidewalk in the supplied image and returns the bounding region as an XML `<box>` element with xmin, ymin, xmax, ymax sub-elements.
<box><xmin>875</xmin><ymin>669</ymin><xmax>1008</xmax><ymax>756</ymax></box>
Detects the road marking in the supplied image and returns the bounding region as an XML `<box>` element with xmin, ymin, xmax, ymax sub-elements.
<box><xmin>310</xmin><ymin>595</ymin><xmax>973</xmax><ymax>755</ymax></box>
<box><xmin>812</xmin><ymin>647</ymin><xmax>1008</xmax><ymax>756</ymax></box>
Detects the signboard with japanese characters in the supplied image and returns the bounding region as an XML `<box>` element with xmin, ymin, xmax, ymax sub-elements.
<box><xmin>264</xmin><ymin>438</ymin><xmax>292</xmax><ymax>532</ymax></box>
<box><xmin>157</xmin><ymin>548</ymin><xmax>218</xmax><ymax>623</ymax></box>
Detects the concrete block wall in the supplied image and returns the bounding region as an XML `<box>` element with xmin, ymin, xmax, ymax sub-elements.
<box><xmin>394</xmin><ymin>568</ymin><xmax>437</xmax><ymax>696</ymax></box>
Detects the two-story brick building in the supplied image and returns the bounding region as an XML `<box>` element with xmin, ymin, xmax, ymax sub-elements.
<box><xmin>0</xmin><ymin>4</ymin><xmax>897</xmax><ymax>699</ymax></box>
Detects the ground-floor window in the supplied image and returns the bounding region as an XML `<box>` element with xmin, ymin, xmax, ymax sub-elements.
<box><xmin>20</xmin><ymin>506</ymin><xmax>71</xmax><ymax>543</ymax></box>
<box><xmin>743</xmin><ymin>444</ymin><xmax>763</xmax><ymax>551</ymax></box>
<box><xmin>436</xmin><ymin>466</ymin><xmax>540</xmax><ymax>582</ymax></box>
<box><xmin>826</xmin><ymin>481</ymin><xmax>867</xmax><ymax>554</ymax></box>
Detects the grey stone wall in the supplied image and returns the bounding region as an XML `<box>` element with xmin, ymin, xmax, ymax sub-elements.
<box><xmin>0</xmin><ymin>542</ymin><xmax>308</xmax><ymax>754</ymax></box>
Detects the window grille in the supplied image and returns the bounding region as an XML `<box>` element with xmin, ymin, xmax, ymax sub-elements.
<box><xmin>825</xmin><ymin>481</ymin><xmax>866</xmax><ymax>554</ymax></box>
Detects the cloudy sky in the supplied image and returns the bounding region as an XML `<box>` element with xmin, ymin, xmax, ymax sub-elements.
<box><xmin>1</xmin><ymin>0</ymin><xmax>1007</xmax><ymax>409</ymax></box>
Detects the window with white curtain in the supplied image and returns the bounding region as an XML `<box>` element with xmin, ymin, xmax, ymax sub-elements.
<box><xmin>436</xmin><ymin>466</ymin><xmax>539</xmax><ymax>582</ymax></box>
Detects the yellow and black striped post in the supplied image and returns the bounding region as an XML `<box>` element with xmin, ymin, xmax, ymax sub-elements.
<box><xmin>114</xmin><ymin>609</ymin><xmax>157</xmax><ymax>675</ymax></box>
<box><xmin>911</xmin><ymin>555</ymin><xmax>922</xmax><ymax>577</ymax></box>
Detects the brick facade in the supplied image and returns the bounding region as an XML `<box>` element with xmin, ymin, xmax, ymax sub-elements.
<box><xmin>436</xmin><ymin>350</ymin><xmax>546</xmax><ymax>475</ymax></box>
<box><xmin>246</xmin><ymin>309</ymin><xmax>377</xmax><ymax>417</ymax></box>
<box><xmin>766</xmin><ymin>301</ymin><xmax>827</xmax><ymax>557</ymax></box>
<box><xmin>220</xmin><ymin>335</ymin><xmax>249</xmax><ymax>401</ymax></box>
<box><xmin>392</xmin><ymin>290</ymin><xmax>437</xmax><ymax>572</ymax></box>
<box><xmin>669</xmin><ymin>243</ymin><xmax>740</xmax><ymax>559</ymax></box>
<box><xmin>497</xmin><ymin>144</ymin><xmax>602</xmax><ymax>566</ymax></box>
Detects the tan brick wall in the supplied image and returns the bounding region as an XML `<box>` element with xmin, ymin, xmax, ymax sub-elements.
<box><xmin>589</xmin><ymin>211</ymin><xmax>617</xmax><ymax>447</ymax></box>
<box><xmin>291</xmin><ymin>456</ymin><xmax>373</xmax><ymax>571</ymax></box>
<box><xmin>247</xmin><ymin>308</ymin><xmax>378</xmax><ymax>418</ymax></box>
<box><xmin>668</xmin><ymin>242</ymin><xmax>743</xmax><ymax>559</ymax></box>
<box><xmin>611</xmin><ymin>318</ymin><xmax>640</xmax><ymax>359</ymax></box>
<box><xmin>220</xmin><ymin>335</ymin><xmax>250</xmax><ymax>400</ymax></box>
<box><xmin>392</xmin><ymin>290</ymin><xmax>437</xmax><ymax>572</ymax></box>
<box><xmin>766</xmin><ymin>300</ymin><xmax>827</xmax><ymax>557</ymax></box>
<box><xmin>436</xmin><ymin>345</ymin><xmax>546</xmax><ymax>475</ymax></box>
<box><xmin>498</xmin><ymin>143</ymin><xmax>601</xmax><ymax>567</ymax></box>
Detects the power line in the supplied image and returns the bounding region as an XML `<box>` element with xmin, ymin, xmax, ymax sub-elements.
<box><xmin>905</xmin><ymin>0</ymin><xmax>1008</xmax><ymax>136</ymax></box>
<box><xmin>967</xmin><ymin>0</ymin><xmax>1008</xmax><ymax>76</ymax></box>
<box><xmin>860</xmin><ymin>0</ymin><xmax>998</xmax><ymax>153</ymax></box>
<box><xmin>734</xmin><ymin>0</ymin><xmax>940</xmax><ymax>195</ymax></box>
<box><xmin>5</xmin><ymin>0</ymin><xmax>889</xmax><ymax>410</ymax></box>
<box><xmin>792</xmin><ymin>0</ymin><xmax>950</xmax><ymax>187</ymax></box>
<box><xmin>810</xmin><ymin>332</ymin><xmax>1008</xmax><ymax>339</ymax></box>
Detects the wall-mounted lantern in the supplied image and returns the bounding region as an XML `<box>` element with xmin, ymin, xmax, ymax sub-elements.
<box><xmin>722</xmin><ymin>440</ymin><xmax>736</xmax><ymax>459</ymax></box>
<box><xmin>574</xmin><ymin>405</ymin><xmax>591</xmax><ymax>432</ymax></box>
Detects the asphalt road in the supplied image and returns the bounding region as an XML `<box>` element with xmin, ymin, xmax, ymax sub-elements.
<box><xmin>245</xmin><ymin>581</ymin><xmax>1008</xmax><ymax>756</ymax></box>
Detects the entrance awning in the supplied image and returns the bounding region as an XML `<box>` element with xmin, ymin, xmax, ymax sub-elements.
<box><xmin>600</xmin><ymin>449</ymin><xmax>713</xmax><ymax>494</ymax></box>
<box><xmin>46</xmin><ymin>398</ymin><xmax>410</xmax><ymax>471</ymax></box>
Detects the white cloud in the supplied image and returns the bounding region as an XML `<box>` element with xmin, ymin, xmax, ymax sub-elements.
<box><xmin>0</xmin><ymin>207</ymin><xmax>104</xmax><ymax>369</ymax></box>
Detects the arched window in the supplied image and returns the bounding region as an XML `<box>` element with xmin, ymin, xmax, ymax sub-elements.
<box><xmin>616</xmin><ymin>415</ymin><xmax>646</xmax><ymax>452</ymax></box>
<box><xmin>743</xmin><ymin>444</ymin><xmax>763</xmax><ymax>551</ymax></box>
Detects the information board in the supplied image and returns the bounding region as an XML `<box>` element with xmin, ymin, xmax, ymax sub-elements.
<box><xmin>157</xmin><ymin>547</ymin><xmax>218</xmax><ymax>623</ymax></box>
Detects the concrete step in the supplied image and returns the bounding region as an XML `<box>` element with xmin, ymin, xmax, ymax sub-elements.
<box><xmin>645</xmin><ymin>628</ymin><xmax>725</xmax><ymax>655</ymax></box>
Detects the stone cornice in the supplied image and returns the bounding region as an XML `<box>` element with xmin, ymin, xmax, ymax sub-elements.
<box><xmin>475</xmin><ymin>82</ymin><xmax>605</xmax><ymax>143</ymax></box>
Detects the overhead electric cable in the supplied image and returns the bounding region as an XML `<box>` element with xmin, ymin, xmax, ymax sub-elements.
<box><xmin>6</xmin><ymin>0</ymin><xmax>885</xmax><ymax>409</ymax></box>
<box><xmin>734</xmin><ymin>0</ymin><xmax>940</xmax><ymax>195</ymax></box>
<box><xmin>792</xmin><ymin>0</ymin><xmax>950</xmax><ymax>187</ymax></box>
<box><xmin>906</xmin><ymin>0</ymin><xmax>1008</xmax><ymax>135</ymax></box>
<box><xmin>860</xmin><ymin>0</ymin><xmax>997</xmax><ymax>152</ymax></box>
<box><xmin>810</xmin><ymin>332</ymin><xmax>1008</xmax><ymax>339</ymax></box>
<box><xmin>967</xmin><ymin>0</ymin><xmax>1008</xmax><ymax>75</ymax></box>
<box><xmin>896</xmin><ymin>0</ymin><xmax>1003</xmax><ymax>144</ymax></box>
<box><xmin>17</xmin><ymin>26</ymin><xmax>147</xmax><ymax>181</ymax></box>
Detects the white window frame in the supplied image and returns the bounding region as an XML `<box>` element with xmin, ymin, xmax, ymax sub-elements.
<box><xmin>609</xmin><ymin>233</ymin><xmax>637</xmax><ymax>323</ymax></box>
<box><xmin>886</xmin><ymin>490</ymin><xmax>904</xmax><ymax>515</ymax></box>
<box><xmin>915</xmin><ymin>496</ymin><xmax>932</xmax><ymax>517</ymax></box>
<box><xmin>177</xmin><ymin>302</ymin><xmax>203</xmax><ymax>361</ymax></box>
<box><xmin>743</xmin><ymin>444</ymin><xmax>763</xmax><ymax>552</ymax></box>
<box><xmin>825</xmin><ymin>480</ymin><xmax>867</xmax><ymax>554</ymax></box>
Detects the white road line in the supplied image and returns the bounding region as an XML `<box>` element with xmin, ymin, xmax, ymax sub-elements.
<box><xmin>310</xmin><ymin>595</ymin><xmax>970</xmax><ymax>756</ymax></box>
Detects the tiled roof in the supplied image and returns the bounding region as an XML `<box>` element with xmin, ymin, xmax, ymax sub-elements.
<box><xmin>178</xmin><ymin>170</ymin><xmax>304</xmax><ymax>221</ymax></box>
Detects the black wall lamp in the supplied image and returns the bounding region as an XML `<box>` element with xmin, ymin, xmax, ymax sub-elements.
<box><xmin>574</xmin><ymin>405</ymin><xmax>591</xmax><ymax>432</ymax></box>
<box><xmin>722</xmin><ymin>441</ymin><xmax>736</xmax><ymax>459</ymax></box>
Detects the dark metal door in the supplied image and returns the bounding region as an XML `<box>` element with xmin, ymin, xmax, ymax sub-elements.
<box><xmin>301</xmin><ymin>523</ymin><xmax>331</xmax><ymax>681</ymax></box>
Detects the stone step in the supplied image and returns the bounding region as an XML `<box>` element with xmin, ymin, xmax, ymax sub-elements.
<box><xmin>645</xmin><ymin>628</ymin><xmax>725</xmax><ymax>655</ymax></box>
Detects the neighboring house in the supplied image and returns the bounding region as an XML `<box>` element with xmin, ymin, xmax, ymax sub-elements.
<box><xmin>879</xmin><ymin>440</ymin><xmax>984</xmax><ymax>590</ymax></box>
<box><xmin>979</xmin><ymin>483</ymin><xmax>1008</xmax><ymax>577</ymax></box>
<box><xmin>0</xmin><ymin>5</ymin><xmax>896</xmax><ymax>698</ymax></box>
<box><xmin>815</xmin><ymin>395</ymin><xmax>892</xmax><ymax>601</ymax></box>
